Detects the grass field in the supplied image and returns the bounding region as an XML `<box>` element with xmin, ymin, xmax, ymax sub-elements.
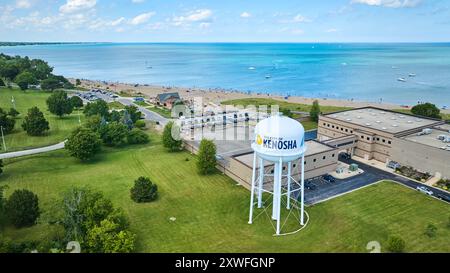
<box><xmin>147</xmin><ymin>105</ymin><xmax>172</xmax><ymax>118</ymax></box>
<box><xmin>108</xmin><ymin>101</ymin><xmax>125</xmax><ymax>110</ymax></box>
<box><xmin>1</xmin><ymin>132</ymin><xmax>449</xmax><ymax>253</ymax></box>
<box><xmin>0</xmin><ymin>88</ymin><xmax>83</xmax><ymax>152</ymax></box>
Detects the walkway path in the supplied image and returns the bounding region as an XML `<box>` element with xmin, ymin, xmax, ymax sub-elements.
<box><xmin>0</xmin><ymin>141</ymin><xmax>66</xmax><ymax>160</ymax></box>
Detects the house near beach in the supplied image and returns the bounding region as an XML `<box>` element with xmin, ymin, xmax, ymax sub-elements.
<box><xmin>156</xmin><ymin>92</ymin><xmax>181</xmax><ymax>109</ymax></box>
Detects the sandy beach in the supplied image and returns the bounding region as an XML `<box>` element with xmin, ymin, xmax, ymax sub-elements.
<box><xmin>74</xmin><ymin>78</ymin><xmax>450</xmax><ymax>114</ymax></box>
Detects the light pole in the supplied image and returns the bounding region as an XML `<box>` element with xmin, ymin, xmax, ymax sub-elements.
<box><xmin>11</xmin><ymin>96</ymin><xmax>16</xmax><ymax>109</ymax></box>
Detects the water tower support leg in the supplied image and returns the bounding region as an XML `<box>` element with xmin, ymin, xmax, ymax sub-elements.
<box><xmin>257</xmin><ymin>158</ymin><xmax>264</xmax><ymax>208</ymax></box>
<box><xmin>272</xmin><ymin>162</ymin><xmax>280</xmax><ymax>220</ymax></box>
<box><xmin>287</xmin><ymin>162</ymin><xmax>291</xmax><ymax>210</ymax></box>
<box><xmin>248</xmin><ymin>153</ymin><xmax>257</xmax><ymax>224</ymax></box>
<box><xmin>276</xmin><ymin>158</ymin><xmax>283</xmax><ymax>235</ymax></box>
<box><xmin>300</xmin><ymin>154</ymin><xmax>305</xmax><ymax>225</ymax></box>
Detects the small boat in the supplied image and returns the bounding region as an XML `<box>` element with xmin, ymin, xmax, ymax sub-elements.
<box><xmin>391</xmin><ymin>66</ymin><xmax>398</xmax><ymax>69</ymax></box>
<box><xmin>265</xmin><ymin>75</ymin><xmax>271</xmax><ymax>79</ymax></box>
<box><xmin>248</xmin><ymin>66</ymin><xmax>256</xmax><ymax>70</ymax></box>
<box><xmin>408</xmin><ymin>73</ymin><xmax>416</xmax><ymax>77</ymax></box>
<box><xmin>397</xmin><ymin>78</ymin><xmax>406</xmax><ymax>82</ymax></box>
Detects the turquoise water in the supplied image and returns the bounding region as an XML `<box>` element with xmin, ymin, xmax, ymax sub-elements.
<box><xmin>1</xmin><ymin>43</ymin><xmax>450</xmax><ymax>106</ymax></box>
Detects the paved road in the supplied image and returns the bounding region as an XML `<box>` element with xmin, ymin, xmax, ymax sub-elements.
<box><xmin>302</xmin><ymin>156</ymin><xmax>450</xmax><ymax>205</ymax></box>
<box><xmin>0</xmin><ymin>141</ymin><xmax>66</xmax><ymax>159</ymax></box>
<box><xmin>116</xmin><ymin>97</ymin><xmax>169</xmax><ymax>125</ymax></box>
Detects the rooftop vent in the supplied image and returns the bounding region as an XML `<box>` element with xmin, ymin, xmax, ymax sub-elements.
<box><xmin>382</xmin><ymin>127</ymin><xmax>387</xmax><ymax>130</ymax></box>
<box><xmin>346</xmin><ymin>118</ymin><xmax>352</xmax><ymax>121</ymax></box>
<box><xmin>391</xmin><ymin>117</ymin><xmax>396</xmax><ymax>120</ymax></box>
<box><xmin>392</xmin><ymin>124</ymin><xmax>399</xmax><ymax>127</ymax></box>
<box><xmin>376</xmin><ymin>121</ymin><xmax>381</xmax><ymax>123</ymax></box>
<box><xmin>366</xmin><ymin>123</ymin><xmax>371</xmax><ymax>126</ymax></box>
<box><xmin>357</xmin><ymin>116</ymin><xmax>362</xmax><ymax>119</ymax></box>
<box><xmin>407</xmin><ymin>121</ymin><xmax>413</xmax><ymax>123</ymax></box>
<box><xmin>380</xmin><ymin>111</ymin><xmax>386</xmax><ymax>114</ymax></box>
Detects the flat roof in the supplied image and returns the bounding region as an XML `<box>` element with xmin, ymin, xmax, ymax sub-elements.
<box><xmin>233</xmin><ymin>140</ymin><xmax>335</xmax><ymax>167</ymax></box>
<box><xmin>402</xmin><ymin>128</ymin><xmax>450</xmax><ymax>150</ymax></box>
<box><xmin>323</xmin><ymin>107</ymin><xmax>442</xmax><ymax>134</ymax></box>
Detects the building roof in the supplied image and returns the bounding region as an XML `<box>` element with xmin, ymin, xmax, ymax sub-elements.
<box><xmin>402</xmin><ymin>128</ymin><xmax>450</xmax><ymax>151</ymax></box>
<box><xmin>322</xmin><ymin>107</ymin><xmax>443</xmax><ymax>134</ymax></box>
<box><xmin>156</xmin><ymin>92</ymin><xmax>180</xmax><ymax>103</ymax></box>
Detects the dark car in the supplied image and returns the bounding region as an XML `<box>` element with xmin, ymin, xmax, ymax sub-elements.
<box><xmin>305</xmin><ymin>181</ymin><xmax>317</xmax><ymax>190</ymax></box>
<box><xmin>437</xmin><ymin>193</ymin><xmax>450</xmax><ymax>203</ymax></box>
<box><xmin>323</xmin><ymin>174</ymin><xmax>336</xmax><ymax>183</ymax></box>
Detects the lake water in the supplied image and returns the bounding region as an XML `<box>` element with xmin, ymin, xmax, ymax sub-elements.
<box><xmin>1</xmin><ymin>43</ymin><xmax>450</xmax><ymax>106</ymax></box>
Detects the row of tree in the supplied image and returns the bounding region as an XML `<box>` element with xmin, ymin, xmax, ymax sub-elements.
<box><xmin>0</xmin><ymin>54</ymin><xmax>73</xmax><ymax>91</ymax></box>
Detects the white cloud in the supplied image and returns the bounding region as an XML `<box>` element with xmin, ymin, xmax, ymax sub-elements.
<box><xmin>173</xmin><ymin>9</ymin><xmax>213</xmax><ymax>27</ymax></box>
<box><xmin>131</xmin><ymin>0</ymin><xmax>145</xmax><ymax>3</ymax></box>
<box><xmin>16</xmin><ymin>0</ymin><xmax>31</xmax><ymax>9</ymax></box>
<box><xmin>240</xmin><ymin>12</ymin><xmax>251</xmax><ymax>18</ymax></box>
<box><xmin>351</xmin><ymin>0</ymin><xmax>421</xmax><ymax>8</ymax></box>
<box><xmin>292</xmin><ymin>14</ymin><xmax>311</xmax><ymax>23</ymax></box>
<box><xmin>60</xmin><ymin>0</ymin><xmax>97</xmax><ymax>14</ymax></box>
<box><xmin>130</xmin><ymin>12</ymin><xmax>155</xmax><ymax>25</ymax></box>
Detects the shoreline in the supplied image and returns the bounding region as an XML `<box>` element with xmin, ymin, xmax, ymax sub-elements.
<box><xmin>73</xmin><ymin>78</ymin><xmax>450</xmax><ymax>114</ymax></box>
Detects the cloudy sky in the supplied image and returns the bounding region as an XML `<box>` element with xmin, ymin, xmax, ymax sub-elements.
<box><xmin>1</xmin><ymin>0</ymin><xmax>449</xmax><ymax>42</ymax></box>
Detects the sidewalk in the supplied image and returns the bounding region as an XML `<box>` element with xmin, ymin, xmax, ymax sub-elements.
<box><xmin>0</xmin><ymin>141</ymin><xmax>66</xmax><ymax>160</ymax></box>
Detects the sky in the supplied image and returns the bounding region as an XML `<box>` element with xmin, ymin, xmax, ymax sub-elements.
<box><xmin>1</xmin><ymin>0</ymin><xmax>450</xmax><ymax>42</ymax></box>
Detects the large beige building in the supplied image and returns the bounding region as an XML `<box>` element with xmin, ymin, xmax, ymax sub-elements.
<box><xmin>318</xmin><ymin>107</ymin><xmax>450</xmax><ymax>178</ymax></box>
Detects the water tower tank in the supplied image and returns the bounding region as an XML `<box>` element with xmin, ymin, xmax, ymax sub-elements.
<box><xmin>252</xmin><ymin>115</ymin><xmax>307</xmax><ymax>162</ymax></box>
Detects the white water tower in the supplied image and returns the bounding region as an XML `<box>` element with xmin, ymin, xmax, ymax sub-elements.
<box><xmin>248</xmin><ymin>114</ymin><xmax>307</xmax><ymax>235</ymax></box>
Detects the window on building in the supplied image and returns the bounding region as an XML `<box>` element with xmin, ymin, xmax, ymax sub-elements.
<box><xmin>345</xmin><ymin>129</ymin><xmax>348</xmax><ymax>132</ymax></box>
<box><xmin>388</xmin><ymin>141</ymin><xmax>392</xmax><ymax>144</ymax></box>
<box><xmin>361</xmin><ymin>135</ymin><xmax>364</xmax><ymax>139</ymax></box>
<box><xmin>323</xmin><ymin>156</ymin><xmax>326</xmax><ymax>160</ymax></box>
<box><xmin>313</xmin><ymin>159</ymin><xmax>317</xmax><ymax>163</ymax></box>
<box><xmin>293</xmin><ymin>164</ymin><xmax>297</xmax><ymax>168</ymax></box>
<box><xmin>332</xmin><ymin>154</ymin><xmax>335</xmax><ymax>157</ymax></box>
<box><xmin>382</xmin><ymin>139</ymin><xmax>386</xmax><ymax>143</ymax></box>
<box><xmin>367</xmin><ymin>137</ymin><xmax>370</xmax><ymax>141</ymax></box>
<box><xmin>332</xmin><ymin>125</ymin><xmax>335</xmax><ymax>129</ymax></box>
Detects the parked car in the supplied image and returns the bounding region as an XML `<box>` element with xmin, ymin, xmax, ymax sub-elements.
<box><xmin>323</xmin><ymin>174</ymin><xmax>336</xmax><ymax>183</ymax></box>
<box><xmin>436</xmin><ymin>193</ymin><xmax>450</xmax><ymax>202</ymax></box>
<box><xmin>305</xmin><ymin>181</ymin><xmax>317</xmax><ymax>190</ymax></box>
<box><xmin>416</xmin><ymin>186</ymin><xmax>433</xmax><ymax>196</ymax></box>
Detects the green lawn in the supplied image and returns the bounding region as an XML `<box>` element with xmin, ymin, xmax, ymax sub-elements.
<box><xmin>1</xmin><ymin>132</ymin><xmax>449</xmax><ymax>252</ymax></box>
<box><xmin>147</xmin><ymin>105</ymin><xmax>172</xmax><ymax>118</ymax></box>
<box><xmin>222</xmin><ymin>98</ymin><xmax>352</xmax><ymax>114</ymax></box>
<box><xmin>0</xmin><ymin>88</ymin><xmax>83</xmax><ymax>152</ymax></box>
<box><xmin>108</xmin><ymin>101</ymin><xmax>125</xmax><ymax>110</ymax></box>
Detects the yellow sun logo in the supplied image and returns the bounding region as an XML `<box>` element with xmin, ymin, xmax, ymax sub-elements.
<box><xmin>256</xmin><ymin>135</ymin><xmax>263</xmax><ymax>145</ymax></box>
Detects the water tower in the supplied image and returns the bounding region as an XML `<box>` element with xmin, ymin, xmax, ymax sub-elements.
<box><xmin>248</xmin><ymin>114</ymin><xmax>307</xmax><ymax>235</ymax></box>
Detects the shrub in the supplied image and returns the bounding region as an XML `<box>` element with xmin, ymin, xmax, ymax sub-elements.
<box><xmin>21</xmin><ymin>107</ymin><xmax>50</xmax><ymax>136</ymax></box>
<box><xmin>6</xmin><ymin>189</ymin><xmax>40</xmax><ymax>228</ymax></box>
<box><xmin>411</xmin><ymin>103</ymin><xmax>441</xmax><ymax>119</ymax></box>
<box><xmin>197</xmin><ymin>139</ymin><xmax>217</xmax><ymax>175</ymax></box>
<box><xmin>162</xmin><ymin>121</ymin><xmax>182</xmax><ymax>152</ymax></box>
<box><xmin>14</xmin><ymin>71</ymin><xmax>37</xmax><ymax>90</ymax></box>
<box><xmin>8</xmin><ymin>108</ymin><xmax>19</xmax><ymax>118</ymax></box>
<box><xmin>0</xmin><ymin>78</ymin><xmax>5</xmax><ymax>86</ymax></box>
<box><xmin>69</xmin><ymin>96</ymin><xmax>83</xmax><ymax>108</ymax></box>
<box><xmin>127</xmin><ymin>128</ymin><xmax>149</xmax><ymax>145</ymax></box>
<box><xmin>99</xmin><ymin>122</ymin><xmax>129</xmax><ymax>147</ymax></box>
<box><xmin>387</xmin><ymin>236</ymin><xmax>406</xmax><ymax>253</ymax></box>
<box><xmin>65</xmin><ymin>127</ymin><xmax>102</xmax><ymax>161</ymax></box>
<box><xmin>0</xmin><ymin>159</ymin><xmax>3</xmax><ymax>176</ymax></box>
<box><xmin>85</xmin><ymin>219</ymin><xmax>135</xmax><ymax>253</ymax></box>
<box><xmin>134</xmin><ymin>119</ymin><xmax>146</xmax><ymax>129</ymax></box>
<box><xmin>425</xmin><ymin>223</ymin><xmax>437</xmax><ymax>238</ymax></box>
<box><xmin>130</xmin><ymin>177</ymin><xmax>158</xmax><ymax>203</ymax></box>
<box><xmin>84</xmin><ymin>100</ymin><xmax>109</xmax><ymax>118</ymax></box>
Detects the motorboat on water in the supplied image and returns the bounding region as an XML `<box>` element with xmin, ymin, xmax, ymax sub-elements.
<box><xmin>408</xmin><ymin>73</ymin><xmax>416</xmax><ymax>77</ymax></box>
<box><xmin>397</xmin><ymin>78</ymin><xmax>406</xmax><ymax>82</ymax></box>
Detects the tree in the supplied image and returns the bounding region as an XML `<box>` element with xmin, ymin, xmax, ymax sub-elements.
<box><xmin>75</xmin><ymin>79</ymin><xmax>81</xmax><ymax>86</ymax></box>
<box><xmin>411</xmin><ymin>103</ymin><xmax>441</xmax><ymax>119</ymax></box>
<box><xmin>121</xmin><ymin>110</ymin><xmax>134</xmax><ymax>130</ymax></box>
<box><xmin>162</xmin><ymin>121</ymin><xmax>182</xmax><ymax>152</ymax></box>
<box><xmin>40</xmin><ymin>78</ymin><xmax>62</xmax><ymax>91</ymax></box>
<box><xmin>310</xmin><ymin>100</ymin><xmax>321</xmax><ymax>122</ymax></box>
<box><xmin>281</xmin><ymin>108</ymin><xmax>293</xmax><ymax>118</ymax></box>
<box><xmin>8</xmin><ymin>108</ymin><xmax>19</xmax><ymax>118</ymax></box>
<box><xmin>84</xmin><ymin>100</ymin><xmax>109</xmax><ymax>118</ymax></box>
<box><xmin>387</xmin><ymin>236</ymin><xmax>406</xmax><ymax>253</ymax></box>
<box><xmin>21</xmin><ymin>107</ymin><xmax>50</xmax><ymax>136</ymax></box>
<box><xmin>197</xmin><ymin>139</ymin><xmax>217</xmax><ymax>175</ymax></box>
<box><xmin>6</xmin><ymin>189</ymin><xmax>40</xmax><ymax>228</ymax></box>
<box><xmin>30</xmin><ymin>59</ymin><xmax>53</xmax><ymax>80</ymax></box>
<box><xmin>0</xmin><ymin>108</ymin><xmax>16</xmax><ymax>134</ymax></box>
<box><xmin>14</xmin><ymin>71</ymin><xmax>37</xmax><ymax>91</ymax></box>
<box><xmin>127</xmin><ymin>128</ymin><xmax>149</xmax><ymax>145</ymax></box>
<box><xmin>0</xmin><ymin>63</ymin><xmax>19</xmax><ymax>82</ymax></box>
<box><xmin>0</xmin><ymin>159</ymin><xmax>3</xmax><ymax>175</ymax></box>
<box><xmin>69</xmin><ymin>96</ymin><xmax>83</xmax><ymax>108</ymax></box>
<box><xmin>124</xmin><ymin>105</ymin><xmax>142</xmax><ymax>123</ymax></box>
<box><xmin>84</xmin><ymin>114</ymin><xmax>103</xmax><ymax>132</ymax></box>
<box><xmin>134</xmin><ymin>120</ymin><xmax>146</xmax><ymax>129</ymax></box>
<box><xmin>99</xmin><ymin>122</ymin><xmax>128</xmax><ymax>147</ymax></box>
<box><xmin>130</xmin><ymin>177</ymin><xmax>158</xmax><ymax>203</ymax></box>
<box><xmin>85</xmin><ymin>219</ymin><xmax>135</xmax><ymax>253</ymax></box>
<box><xmin>65</xmin><ymin>127</ymin><xmax>101</xmax><ymax>161</ymax></box>
<box><xmin>46</xmin><ymin>91</ymin><xmax>73</xmax><ymax>118</ymax></box>
<box><xmin>0</xmin><ymin>78</ymin><xmax>5</xmax><ymax>87</ymax></box>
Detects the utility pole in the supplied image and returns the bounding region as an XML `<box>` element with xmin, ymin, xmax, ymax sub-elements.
<box><xmin>1</xmin><ymin>126</ymin><xmax>6</xmax><ymax>152</ymax></box>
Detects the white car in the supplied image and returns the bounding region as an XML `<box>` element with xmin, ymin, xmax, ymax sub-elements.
<box><xmin>416</xmin><ymin>186</ymin><xmax>433</xmax><ymax>196</ymax></box>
